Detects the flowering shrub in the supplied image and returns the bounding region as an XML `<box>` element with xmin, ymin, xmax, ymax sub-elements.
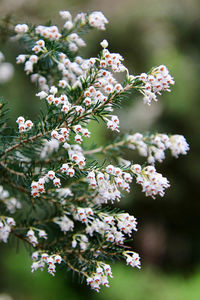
<box><xmin>0</xmin><ymin>10</ymin><xmax>189</xmax><ymax>292</ymax></box>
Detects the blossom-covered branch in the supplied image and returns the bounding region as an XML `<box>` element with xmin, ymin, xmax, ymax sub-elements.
<box><xmin>0</xmin><ymin>10</ymin><xmax>189</xmax><ymax>292</ymax></box>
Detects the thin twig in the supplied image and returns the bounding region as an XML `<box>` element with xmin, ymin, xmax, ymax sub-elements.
<box><xmin>0</xmin><ymin>161</ymin><xmax>26</xmax><ymax>177</ymax></box>
<box><xmin>1</xmin><ymin>130</ymin><xmax>50</xmax><ymax>158</ymax></box>
<box><xmin>71</xmin><ymin>84</ymin><xmax>132</xmax><ymax>126</ymax></box>
<box><xmin>64</xmin><ymin>258</ymin><xmax>88</xmax><ymax>277</ymax></box>
<box><xmin>84</xmin><ymin>140</ymin><xmax>125</xmax><ymax>155</ymax></box>
<box><xmin>5</xmin><ymin>179</ymin><xmax>29</xmax><ymax>194</ymax></box>
<box><xmin>74</xmin><ymin>66</ymin><xmax>100</xmax><ymax>106</ymax></box>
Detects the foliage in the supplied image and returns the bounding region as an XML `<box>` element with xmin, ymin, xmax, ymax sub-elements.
<box><xmin>0</xmin><ymin>10</ymin><xmax>189</xmax><ymax>292</ymax></box>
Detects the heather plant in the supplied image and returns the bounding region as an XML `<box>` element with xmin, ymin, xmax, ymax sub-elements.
<box><xmin>0</xmin><ymin>10</ymin><xmax>189</xmax><ymax>292</ymax></box>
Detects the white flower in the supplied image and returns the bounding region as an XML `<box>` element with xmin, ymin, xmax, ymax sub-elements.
<box><xmin>54</xmin><ymin>215</ymin><xmax>74</xmax><ymax>232</ymax></box>
<box><xmin>24</xmin><ymin>61</ymin><xmax>33</xmax><ymax>74</ymax></box>
<box><xmin>54</xmin><ymin>255</ymin><xmax>62</xmax><ymax>264</ymax></box>
<box><xmin>38</xmin><ymin>230</ymin><xmax>47</xmax><ymax>239</ymax></box>
<box><xmin>50</xmin><ymin>86</ymin><xmax>58</xmax><ymax>95</ymax></box>
<box><xmin>41</xmin><ymin>253</ymin><xmax>49</xmax><ymax>260</ymax></box>
<box><xmin>27</xmin><ymin>229</ymin><xmax>35</xmax><ymax>238</ymax></box>
<box><xmin>64</xmin><ymin>21</ymin><xmax>73</xmax><ymax>30</ymax></box>
<box><xmin>47</xmin><ymin>256</ymin><xmax>54</xmax><ymax>265</ymax></box>
<box><xmin>124</xmin><ymin>251</ymin><xmax>141</xmax><ymax>269</ymax></box>
<box><xmin>32</xmin><ymin>45</ymin><xmax>42</xmax><ymax>54</ymax></box>
<box><xmin>16</xmin><ymin>54</ymin><xmax>27</xmax><ymax>64</ymax></box>
<box><xmin>15</xmin><ymin>24</ymin><xmax>29</xmax><ymax>33</ymax></box>
<box><xmin>31</xmin><ymin>261</ymin><xmax>40</xmax><ymax>272</ymax></box>
<box><xmin>72</xmin><ymin>240</ymin><xmax>77</xmax><ymax>248</ymax></box>
<box><xmin>106</xmin><ymin>165</ymin><xmax>115</xmax><ymax>174</ymax></box>
<box><xmin>59</xmin><ymin>80</ymin><xmax>67</xmax><ymax>88</ymax></box>
<box><xmin>59</xmin><ymin>11</ymin><xmax>72</xmax><ymax>20</ymax></box>
<box><xmin>36</xmin><ymin>40</ymin><xmax>45</xmax><ymax>47</ymax></box>
<box><xmin>32</xmin><ymin>251</ymin><xmax>39</xmax><ymax>260</ymax></box>
<box><xmin>29</xmin><ymin>55</ymin><xmax>39</xmax><ymax>64</ymax></box>
<box><xmin>56</xmin><ymin>188</ymin><xmax>73</xmax><ymax>198</ymax></box>
<box><xmin>139</xmin><ymin>65</ymin><xmax>175</xmax><ymax>105</ymax></box>
<box><xmin>67</xmin><ymin>168</ymin><xmax>75</xmax><ymax>177</ymax></box>
<box><xmin>169</xmin><ymin>135</ymin><xmax>189</xmax><ymax>158</ymax></box>
<box><xmin>51</xmin><ymin>130</ymin><xmax>58</xmax><ymax>139</ymax></box>
<box><xmin>6</xmin><ymin>217</ymin><xmax>15</xmax><ymax>226</ymax></box>
<box><xmin>16</xmin><ymin>116</ymin><xmax>25</xmax><ymax>124</ymax></box>
<box><xmin>25</xmin><ymin>120</ymin><xmax>33</xmax><ymax>130</ymax></box>
<box><xmin>75</xmin><ymin>105</ymin><xmax>84</xmax><ymax>114</ymax></box>
<box><xmin>47</xmin><ymin>170</ymin><xmax>55</xmax><ymax>179</ymax></box>
<box><xmin>61</xmin><ymin>163</ymin><xmax>69</xmax><ymax>173</ymax></box>
<box><xmin>53</xmin><ymin>177</ymin><xmax>61</xmax><ymax>187</ymax></box>
<box><xmin>131</xmin><ymin>164</ymin><xmax>142</xmax><ymax>174</ymax></box>
<box><xmin>0</xmin><ymin>62</ymin><xmax>14</xmax><ymax>83</ymax></box>
<box><xmin>75</xmin><ymin>134</ymin><xmax>83</xmax><ymax>144</ymax></box>
<box><xmin>100</xmin><ymin>40</ymin><xmax>108</xmax><ymax>48</ymax></box>
<box><xmin>132</xmin><ymin>164</ymin><xmax>170</xmax><ymax>198</ymax></box>
<box><xmin>36</xmin><ymin>91</ymin><xmax>48</xmax><ymax>99</ymax></box>
<box><xmin>18</xmin><ymin>123</ymin><xmax>26</xmax><ymax>132</ymax></box>
<box><xmin>89</xmin><ymin>11</ymin><xmax>108</xmax><ymax>30</ymax></box>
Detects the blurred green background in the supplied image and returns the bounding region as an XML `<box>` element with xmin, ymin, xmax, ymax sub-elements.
<box><xmin>0</xmin><ymin>0</ymin><xmax>200</xmax><ymax>299</ymax></box>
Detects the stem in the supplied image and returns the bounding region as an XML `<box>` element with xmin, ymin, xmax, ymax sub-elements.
<box><xmin>0</xmin><ymin>161</ymin><xmax>26</xmax><ymax>177</ymax></box>
<box><xmin>64</xmin><ymin>258</ymin><xmax>88</xmax><ymax>277</ymax></box>
<box><xmin>71</xmin><ymin>84</ymin><xmax>132</xmax><ymax>126</ymax></box>
<box><xmin>1</xmin><ymin>132</ymin><xmax>47</xmax><ymax>158</ymax></box>
<box><xmin>11</xmin><ymin>229</ymin><xmax>37</xmax><ymax>248</ymax></box>
<box><xmin>3</xmin><ymin>177</ymin><xmax>29</xmax><ymax>194</ymax></box>
<box><xmin>84</xmin><ymin>140</ymin><xmax>126</xmax><ymax>155</ymax></box>
<box><xmin>74</xmin><ymin>66</ymin><xmax>100</xmax><ymax>106</ymax></box>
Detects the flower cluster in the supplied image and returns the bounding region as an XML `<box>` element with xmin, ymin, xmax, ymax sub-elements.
<box><xmin>14</xmin><ymin>11</ymin><xmax>108</xmax><ymax>87</ymax></box>
<box><xmin>56</xmin><ymin>187</ymin><xmax>73</xmax><ymax>200</ymax></box>
<box><xmin>72</xmin><ymin>234</ymin><xmax>89</xmax><ymax>250</ymax></box>
<box><xmin>100</xmin><ymin>48</ymin><xmax>126</xmax><ymax>73</ymax></box>
<box><xmin>88</xmin><ymin>11</ymin><xmax>108</xmax><ymax>30</ymax></box>
<box><xmin>87</xmin><ymin>165</ymin><xmax>133</xmax><ymax>204</ymax></box>
<box><xmin>14</xmin><ymin>24</ymin><xmax>29</xmax><ymax>33</ymax></box>
<box><xmin>26</xmin><ymin>228</ymin><xmax>47</xmax><ymax>246</ymax></box>
<box><xmin>40</xmin><ymin>139</ymin><xmax>60</xmax><ymax>159</ymax></box>
<box><xmin>0</xmin><ymin>217</ymin><xmax>15</xmax><ymax>243</ymax></box>
<box><xmin>54</xmin><ymin>215</ymin><xmax>74</xmax><ymax>233</ymax></box>
<box><xmin>31</xmin><ymin>170</ymin><xmax>62</xmax><ymax>197</ymax></box>
<box><xmin>35</xmin><ymin>25</ymin><xmax>61</xmax><ymax>41</ymax></box>
<box><xmin>31</xmin><ymin>251</ymin><xmax>62</xmax><ymax>276</ymax></box>
<box><xmin>87</xmin><ymin>263</ymin><xmax>112</xmax><ymax>292</ymax></box>
<box><xmin>123</xmin><ymin>251</ymin><xmax>141</xmax><ymax>269</ymax></box>
<box><xmin>16</xmin><ymin>116</ymin><xmax>33</xmax><ymax>133</ymax></box>
<box><xmin>131</xmin><ymin>164</ymin><xmax>170</xmax><ymax>198</ymax></box>
<box><xmin>126</xmin><ymin>133</ymin><xmax>189</xmax><ymax>164</ymax></box>
<box><xmin>169</xmin><ymin>135</ymin><xmax>190</xmax><ymax>158</ymax></box>
<box><xmin>0</xmin><ymin>185</ymin><xmax>21</xmax><ymax>213</ymax></box>
<box><xmin>85</xmin><ymin>211</ymin><xmax>137</xmax><ymax>245</ymax></box>
<box><xmin>139</xmin><ymin>65</ymin><xmax>175</xmax><ymax>105</ymax></box>
<box><xmin>73</xmin><ymin>207</ymin><xmax>94</xmax><ymax>224</ymax></box>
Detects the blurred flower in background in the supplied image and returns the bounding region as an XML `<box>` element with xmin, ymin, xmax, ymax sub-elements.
<box><xmin>0</xmin><ymin>0</ymin><xmax>199</xmax><ymax>299</ymax></box>
<box><xmin>0</xmin><ymin>294</ymin><xmax>13</xmax><ymax>300</ymax></box>
<box><xmin>0</xmin><ymin>52</ymin><xmax>14</xmax><ymax>84</ymax></box>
